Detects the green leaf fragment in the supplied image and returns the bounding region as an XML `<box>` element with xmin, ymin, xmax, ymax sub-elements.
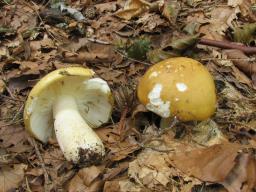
<box><xmin>233</xmin><ymin>23</ymin><xmax>256</xmax><ymax>44</ymax></box>
<box><xmin>127</xmin><ymin>38</ymin><xmax>151</xmax><ymax>60</ymax></box>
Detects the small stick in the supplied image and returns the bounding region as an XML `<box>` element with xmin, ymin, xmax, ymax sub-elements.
<box><xmin>198</xmin><ymin>38</ymin><xmax>256</xmax><ymax>55</ymax></box>
<box><xmin>28</xmin><ymin>138</ymin><xmax>52</xmax><ymax>192</ymax></box>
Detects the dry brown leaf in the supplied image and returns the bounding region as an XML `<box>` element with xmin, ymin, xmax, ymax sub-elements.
<box><xmin>115</xmin><ymin>0</ymin><xmax>155</xmax><ymax>20</ymax></box>
<box><xmin>0</xmin><ymin>79</ymin><xmax>5</xmax><ymax>94</ymax></box>
<box><xmin>128</xmin><ymin>149</ymin><xmax>172</xmax><ymax>190</ymax></box>
<box><xmin>60</xmin><ymin>38</ymin><xmax>89</xmax><ymax>53</ymax></box>
<box><xmin>199</xmin><ymin>7</ymin><xmax>240</xmax><ymax>40</ymax></box>
<box><xmin>223</xmin><ymin>49</ymin><xmax>256</xmax><ymax>76</ymax></box>
<box><xmin>103</xmin><ymin>162</ymin><xmax>129</xmax><ymax>181</ymax></box>
<box><xmin>78</xmin><ymin>166</ymin><xmax>102</xmax><ymax>186</ymax></box>
<box><xmin>229</xmin><ymin>0</ymin><xmax>256</xmax><ymax>21</ymax></box>
<box><xmin>103</xmin><ymin>180</ymin><xmax>121</xmax><ymax>192</ymax></box>
<box><xmin>0</xmin><ymin>164</ymin><xmax>27</xmax><ymax>192</ymax></box>
<box><xmin>222</xmin><ymin>153</ymin><xmax>256</xmax><ymax>192</ymax></box>
<box><xmin>0</xmin><ymin>124</ymin><xmax>27</xmax><ymax>149</ymax></box>
<box><xmin>67</xmin><ymin>166</ymin><xmax>104</xmax><ymax>192</ymax></box>
<box><xmin>95</xmin><ymin>2</ymin><xmax>118</xmax><ymax>12</ymax></box>
<box><xmin>169</xmin><ymin>143</ymin><xmax>242</xmax><ymax>182</ymax></box>
<box><xmin>192</xmin><ymin>120</ymin><xmax>227</xmax><ymax>146</ymax></box>
<box><xmin>161</xmin><ymin>0</ymin><xmax>180</xmax><ymax>24</ymax></box>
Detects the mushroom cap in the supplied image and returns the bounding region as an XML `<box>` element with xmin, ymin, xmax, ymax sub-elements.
<box><xmin>137</xmin><ymin>57</ymin><xmax>216</xmax><ymax>121</ymax></box>
<box><xmin>24</xmin><ymin>67</ymin><xmax>113</xmax><ymax>142</ymax></box>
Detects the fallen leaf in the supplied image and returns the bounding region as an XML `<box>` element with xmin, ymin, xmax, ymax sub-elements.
<box><xmin>67</xmin><ymin>166</ymin><xmax>104</xmax><ymax>192</ymax></box>
<box><xmin>169</xmin><ymin>143</ymin><xmax>242</xmax><ymax>182</ymax></box>
<box><xmin>115</xmin><ymin>0</ymin><xmax>156</xmax><ymax>20</ymax></box>
<box><xmin>103</xmin><ymin>162</ymin><xmax>129</xmax><ymax>181</ymax></box>
<box><xmin>222</xmin><ymin>153</ymin><xmax>256</xmax><ymax>192</ymax></box>
<box><xmin>128</xmin><ymin>149</ymin><xmax>172</xmax><ymax>189</ymax></box>
<box><xmin>163</xmin><ymin>34</ymin><xmax>201</xmax><ymax>53</ymax></box>
<box><xmin>192</xmin><ymin>119</ymin><xmax>228</xmax><ymax>146</ymax></box>
<box><xmin>103</xmin><ymin>180</ymin><xmax>121</xmax><ymax>192</ymax></box>
<box><xmin>78</xmin><ymin>166</ymin><xmax>102</xmax><ymax>186</ymax></box>
<box><xmin>233</xmin><ymin>23</ymin><xmax>256</xmax><ymax>44</ymax></box>
<box><xmin>0</xmin><ymin>164</ymin><xmax>27</xmax><ymax>192</ymax></box>
<box><xmin>199</xmin><ymin>7</ymin><xmax>240</xmax><ymax>40</ymax></box>
<box><xmin>228</xmin><ymin>0</ymin><xmax>256</xmax><ymax>21</ymax></box>
<box><xmin>0</xmin><ymin>79</ymin><xmax>5</xmax><ymax>94</ymax></box>
<box><xmin>223</xmin><ymin>49</ymin><xmax>256</xmax><ymax>76</ymax></box>
<box><xmin>126</xmin><ymin>38</ymin><xmax>151</xmax><ymax>60</ymax></box>
<box><xmin>161</xmin><ymin>0</ymin><xmax>181</xmax><ymax>24</ymax></box>
<box><xmin>147</xmin><ymin>48</ymin><xmax>174</xmax><ymax>63</ymax></box>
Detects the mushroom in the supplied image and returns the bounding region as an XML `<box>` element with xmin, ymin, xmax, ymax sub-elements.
<box><xmin>137</xmin><ymin>57</ymin><xmax>216</xmax><ymax>122</ymax></box>
<box><xmin>24</xmin><ymin>67</ymin><xmax>113</xmax><ymax>164</ymax></box>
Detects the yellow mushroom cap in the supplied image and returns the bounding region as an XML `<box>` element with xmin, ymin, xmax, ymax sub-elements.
<box><xmin>137</xmin><ymin>57</ymin><xmax>217</xmax><ymax>121</ymax></box>
<box><xmin>24</xmin><ymin>67</ymin><xmax>113</xmax><ymax>143</ymax></box>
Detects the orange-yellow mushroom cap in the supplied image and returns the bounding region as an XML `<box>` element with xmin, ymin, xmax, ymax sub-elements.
<box><xmin>137</xmin><ymin>57</ymin><xmax>217</xmax><ymax>121</ymax></box>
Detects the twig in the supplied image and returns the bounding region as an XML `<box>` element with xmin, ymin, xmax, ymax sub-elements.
<box><xmin>28</xmin><ymin>138</ymin><xmax>52</xmax><ymax>192</ymax></box>
<box><xmin>198</xmin><ymin>38</ymin><xmax>256</xmax><ymax>54</ymax></box>
<box><xmin>87</xmin><ymin>38</ymin><xmax>111</xmax><ymax>45</ymax></box>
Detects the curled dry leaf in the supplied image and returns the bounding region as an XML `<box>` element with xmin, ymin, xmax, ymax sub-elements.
<box><xmin>115</xmin><ymin>0</ymin><xmax>158</xmax><ymax>20</ymax></box>
<box><xmin>223</xmin><ymin>49</ymin><xmax>256</xmax><ymax>76</ymax></box>
<box><xmin>163</xmin><ymin>34</ymin><xmax>201</xmax><ymax>53</ymax></box>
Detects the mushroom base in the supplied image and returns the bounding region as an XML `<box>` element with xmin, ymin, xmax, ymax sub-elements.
<box><xmin>76</xmin><ymin>146</ymin><xmax>104</xmax><ymax>166</ymax></box>
<box><xmin>53</xmin><ymin>94</ymin><xmax>105</xmax><ymax>163</ymax></box>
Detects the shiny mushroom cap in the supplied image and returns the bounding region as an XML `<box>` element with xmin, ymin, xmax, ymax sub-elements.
<box><xmin>137</xmin><ymin>57</ymin><xmax>216</xmax><ymax>121</ymax></box>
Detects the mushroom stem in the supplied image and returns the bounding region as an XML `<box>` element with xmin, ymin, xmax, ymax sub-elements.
<box><xmin>53</xmin><ymin>94</ymin><xmax>105</xmax><ymax>163</ymax></box>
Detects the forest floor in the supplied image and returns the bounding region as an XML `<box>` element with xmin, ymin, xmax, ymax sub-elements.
<box><xmin>0</xmin><ymin>0</ymin><xmax>256</xmax><ymax>191</ymax></box>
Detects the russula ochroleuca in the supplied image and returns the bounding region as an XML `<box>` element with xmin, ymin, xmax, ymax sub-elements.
<box><xmin>24</xmin><ymin>67</ymin><xmax>113</xmax><ymax>164</ymax></box>
<box><xmin>137</xmin><ymin>57</ymin><xmax>216</xmax><ymax>121</ymax></box>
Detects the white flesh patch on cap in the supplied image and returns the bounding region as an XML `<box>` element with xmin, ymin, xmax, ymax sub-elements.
<box><xmin>149</xmin><ymin>71</ymin><xmax>159</xmax><ymax>79</ymax></box>
<box><xmin>146</xmin><ymin>84</ymin><xmax>170</xmax><ymax>118</ymax></box>
<box><xmin>176</xmin><ymin>82</ymin><xmax>187</xmax><ymax>92</ymax></box>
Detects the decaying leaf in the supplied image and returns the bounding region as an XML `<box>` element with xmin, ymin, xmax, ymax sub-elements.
<box><xmin>199</xmin><ymin>7</ymin><xmax>240</xmax><ymax>40</ymax></box>
<box><xmin>163</xmin><ymin>34</ymin><xmax>201</xmax><ymax>53</ymax></box>
<box><xmin>128</xmin><ymin>149</ymin><xmax>172</xmax><ymax>189</ymax></box>
<box><xmin>170</xmin><ymin>143</ymin><xmax>256</xmax><ymax>191</ymax></box>
<box><xmin>67</xmin><ymin>166</ymin><xmax>104</xmax><ymax>192</ymax></box>
<box><xmin>115</xmin><ymin>0</ymin><xmax>158</xmax><ymax>20</ymax></box>
<box><xmin>233</xmin><ymin>23</ymin><xmax>256</xmax><ymax>44</ymax></box>
<box><xmin>223</xmin><ymin>49</ymin><xmax>256</xmax><ymax>76</ymax></box>
<box><xmin>169</xmin><ymin>143</ymin><xmax>242</xmax><ymax>182</ymax></box>
<box><xmin>222</xmin><ymin>153</ymin><xmax>256</xmax><ymax>192</ymax></box>
<box><xmin>0</xmin><ymin>164</ymin><xmax>27</xmax><ymax>192</ymax></box>
<box><xmin>161</xmin><ymin>0</ymin><xmax>181</xmax><ymax>24</ymax></box>
<box><xmin>147</xmin><ymin>48</ymin><xmax>174</xmax><ymax>63</ymax></box>
<box><xmin>126</xmin><ymin>38</ymin><xmax>151</xmax><ymax>60</ymax></box>
<box><xmin>228</xmin><ymin>0</ymin><xmax>256</xmax><ymax>21</ymax></box>
<box><xmin>0</xmin><ymin>79</ymin><xmax>5</xmax><ymax>94</ymax></box>
<box><xmin>192</xmin><ymin>120</ymin><xmax>227</xmax><ymax>146</ymax></box>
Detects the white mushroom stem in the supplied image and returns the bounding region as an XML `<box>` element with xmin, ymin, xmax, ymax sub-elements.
<box><xmin>53</xmin><ymin>94</ymin><xmax>105</xmax><ymax>162</ymax></box>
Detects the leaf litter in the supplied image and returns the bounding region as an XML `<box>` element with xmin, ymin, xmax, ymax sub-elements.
<box><xmin>0</xmin><ymin>0</ymin><xmax>256</xmax><ymax>191</ymax></box>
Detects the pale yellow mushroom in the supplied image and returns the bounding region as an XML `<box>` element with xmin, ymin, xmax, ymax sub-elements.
<box><xmin>24</xmin><ymin>67</ymin><xmax>113</xmax><ymax>164</ymax></box>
